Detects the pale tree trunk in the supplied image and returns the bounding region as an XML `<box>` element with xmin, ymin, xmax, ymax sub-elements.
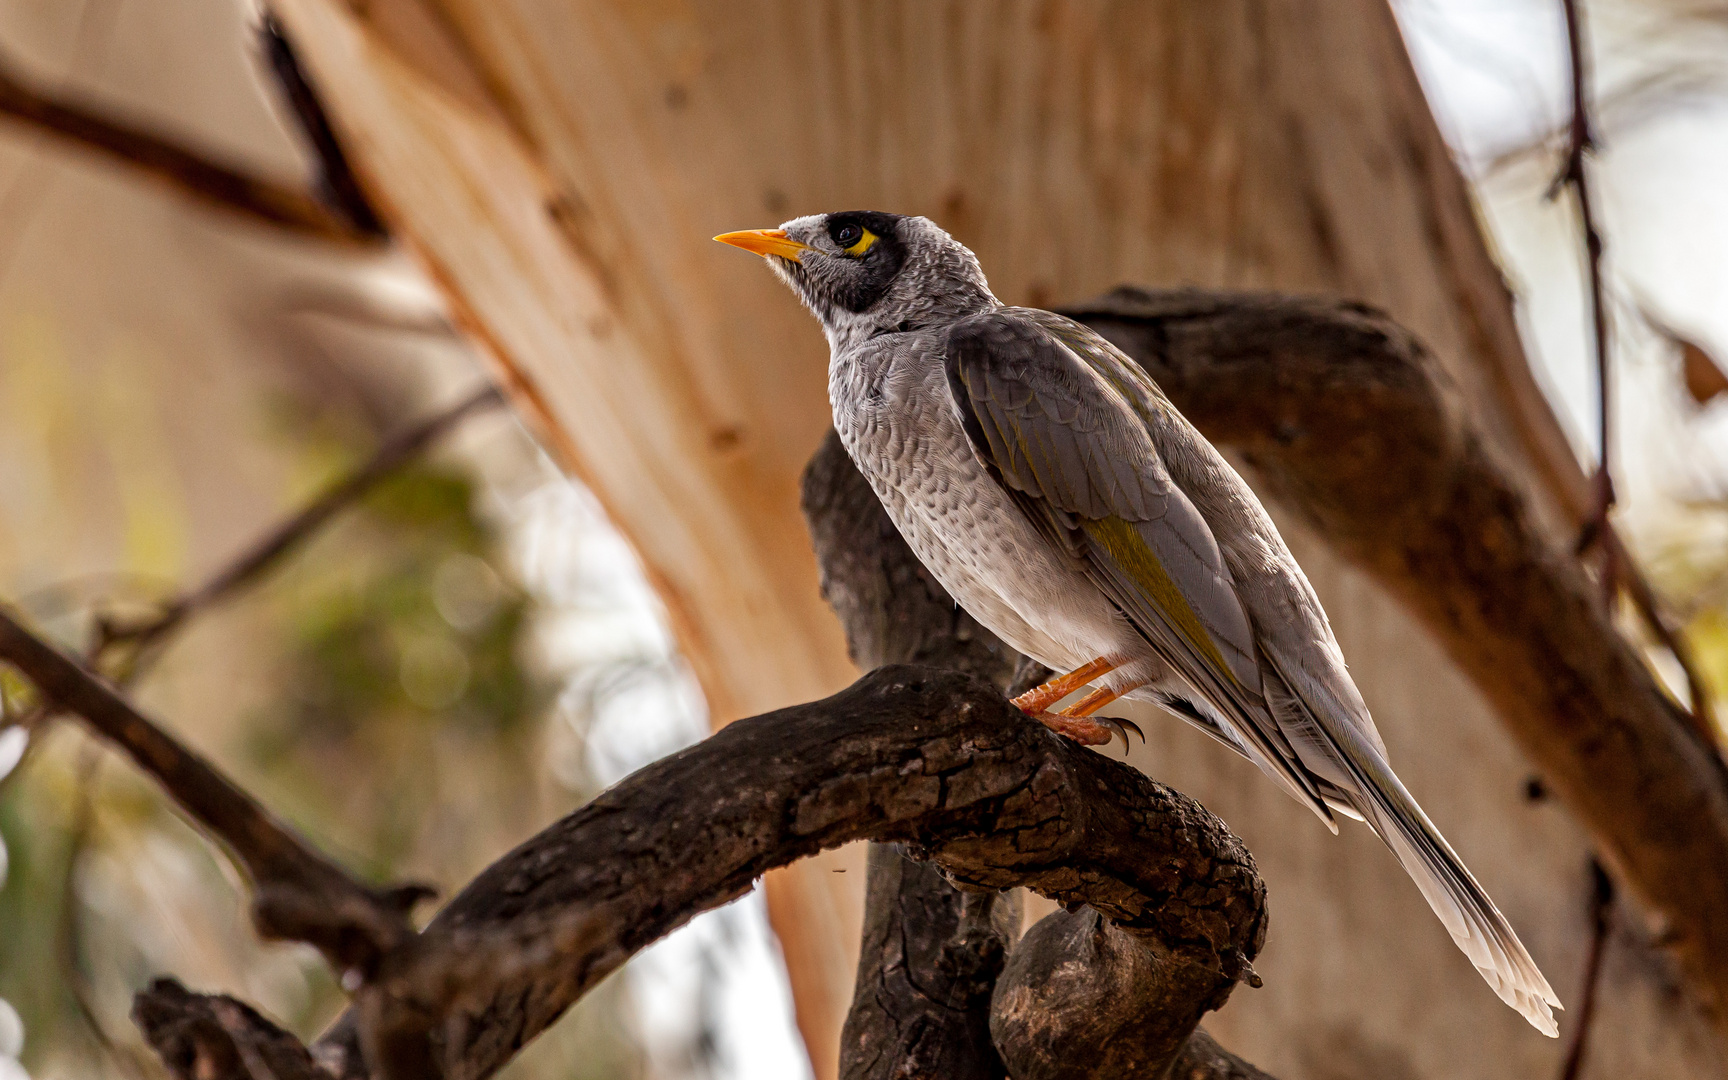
<box><xmin>264</xmin><ymin>2</ymin><xmax>1726</xmax><ymax>1076</ymax></box>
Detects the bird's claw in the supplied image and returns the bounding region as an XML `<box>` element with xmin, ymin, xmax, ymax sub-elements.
<box><xmin>1090</xmin><ymin>714</ymin><xmax>1144</xmax><ymax>754</ymax></box>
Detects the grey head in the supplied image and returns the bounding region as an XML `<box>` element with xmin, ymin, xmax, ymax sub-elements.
<box><xmin>716</xmin><ymin>212</ymin><xmax>998</xmax><ymax>350</ymax></box>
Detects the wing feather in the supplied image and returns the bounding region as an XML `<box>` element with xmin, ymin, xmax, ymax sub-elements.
<box><xmin>944</xmin><ymin>309</ymin><xmax>1334</xmax><ymax>826</ymax></box>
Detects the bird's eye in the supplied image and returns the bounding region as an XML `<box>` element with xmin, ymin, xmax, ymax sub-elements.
<box><xmin>829</xmin><ymin>221</ymin><xmax>878</xmax><ymax>257</ymax></box>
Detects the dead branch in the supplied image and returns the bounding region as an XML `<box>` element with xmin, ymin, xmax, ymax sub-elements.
<box><xmin>1554</xmin><ymin>0</ymin><xmax>1615</xmax><ymax>569</ymax></box>
<box><xmin>991</xmin><ymin>909</ymin><xmax>1265</xmax><ymax>1080</ymax></box>
<box><xmin>1548</xmin><ymin>0</ymin><xmax>1714</xmax><ymax>744</ymax></box>
<box><xmin>133</xmin><ymin>979</ymin><xmax>329</xmax><ymax>1080</ymax></box>
<box><xmin>300</xmin><ymin>664</ymin><xmax>1267</xmax><ymax>1079</ymax></box>
<box><xmin>0</xmin><ymin>609</ymin><xmax>428</xmax><ymax>979</ymax></box>
<box><xmin>1067</xmin><ymin>287</ymin><xmax>1728</xmax><ymax>1022</ymax></box>
<box><xmin>0</xmin><ymin>45</ymin><xmax>374</xmax><ymax>244</ymax></box>
<box><xmin>1557</xmin><ymin>860</ymin><xmax>1615</xmax><ymax>1080</ymax></box>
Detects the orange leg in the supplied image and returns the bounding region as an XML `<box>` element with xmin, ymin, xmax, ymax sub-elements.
<box><xmin>1055</xmin><ymin>681</ymin><xmax>1149</xmax><ymax>751</ymax></box>
<box><xmin>1011</xmin><ymin>657</ymin><xmax>1116</xmax><ymax>715</ymax></box>
<box><xmin>1063</xmin><ymin>681</ymin><xmax>1146</xmax><ymax>718</ymax></box>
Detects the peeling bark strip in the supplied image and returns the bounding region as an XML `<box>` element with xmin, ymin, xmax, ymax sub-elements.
<box><xmin>1068</xmin><ymin>288</ymin><xmax>1728</xmax><ymax>1020</ymax></box>
<box><xmin>307</xmin><ymin>665</ymin><xmax>1267</xmax><ymax>1079</ymax></box>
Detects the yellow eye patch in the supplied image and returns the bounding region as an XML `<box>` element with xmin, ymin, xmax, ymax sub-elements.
<box><xmin>844</xmin><ymin>227</ymin><xmax>878</xmax><ymax>257</ymax></box>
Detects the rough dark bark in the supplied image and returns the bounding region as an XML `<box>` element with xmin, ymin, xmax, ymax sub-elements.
<box><xmin>1167</xmin><ymin>1030</ymin><xmax>1279</xmax><ymax>1080</ymax></box>
<box><xmin>132</xmin><ymin>979</ymin><xmax>330</xmax><ymax>1080</ymax></box>
<box><xmin>839</xmin><ymin>845</ymin><xmax>1019</xmax><ymax>1080</ymax></box>
<box><xmin>991</xmin><ymin>909</ymin><xmax>1268</xmax><ymax>1080</ymax></box>
<box><xmin>307</xmin><ymin>665</ymin><xmax>1266</xmax><ymax>1079</ymax></box>
<box><xmin>1066</xmin><ymin>288</ymin><xmax>1728</xmax><ymax>1020</ymax></box>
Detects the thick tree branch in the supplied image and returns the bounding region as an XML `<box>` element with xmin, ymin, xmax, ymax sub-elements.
<box><xmin>840</xmin><ymin>845</ymin><xmax>1017</xmax><ymax>1080</ymax></box>
<box><xmin>304</xmin><ymin>665</ymin><xmax>1266</xmax><ymax>1080</ymax></box>
<box><xmin>0</xmin><ymin>45</ymin><xmax>376</xmax><ymax>243</ymax></box>
<box><xmin>1067</xmin><ymin>287</ymin><xmax>1728</xmax><ymax>1022</ymax></box>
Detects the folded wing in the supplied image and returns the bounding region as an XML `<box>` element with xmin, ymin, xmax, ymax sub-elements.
<box><xmin>943</xmin><ymin>309</ymin><xmax>1335</xmax><ymax>827</ymax></box>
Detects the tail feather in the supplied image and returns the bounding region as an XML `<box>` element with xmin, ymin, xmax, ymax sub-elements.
<box><xmin>1340</xmin><ymin>739</ymin><xmax>1561</xmax><ymax>1035</ymax></box>
<box><xmin>1259</xmin><ymin>657</ymin><xmax>1561</xmax><ymax>1035</ymax></box>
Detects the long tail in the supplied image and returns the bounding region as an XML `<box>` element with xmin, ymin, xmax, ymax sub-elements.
<box><xmin>1330</xmin><ymin>732</ymin><xmax>1561</xmax><ymax>1035</ymax></box>
<box><xmin>1259</xmin><ymin>661</ymin><xmax>1561</xmax><ymax>1035</ymax></box>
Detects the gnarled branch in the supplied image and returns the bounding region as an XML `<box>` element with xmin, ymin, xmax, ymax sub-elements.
<box><xmin>306</xmin><ymin>664</ymin><xmax>1266</xmax><ymax>1079</ymax></box>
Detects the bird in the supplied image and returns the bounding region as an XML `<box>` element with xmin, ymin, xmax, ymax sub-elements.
<box><xmin>716</xmin><ymin>211</ymin><xmax>1561</xmax><ymax>1035</ymax></box>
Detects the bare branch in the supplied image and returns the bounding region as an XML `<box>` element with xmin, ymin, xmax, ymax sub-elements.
<box><xmin>1557</xmin><ymin>860</ymin><xmax>1615</xmax><ymax>1080</ymax></box>
<box><xmin>1069</xmin><ymin>287</ymin><xmax>1728</xmax><ymax>1022</ymax></box>
<box><xmin>1542</xmin><ymin>0</ymin><xmax>1716</xmax><ymax>744</ymax></box>
<box><xmin>307</xmin><ymin>665</ymin><xmax>1268</xmax><ymax>1080</ymax></box>
<box><xmin>133</xmin><ymin>978</ymin><xmax>331</xmax><ymax>1080</ymax></box>
<box><xmin>0</xmin><ymin>608</ymin><xmax>427</xmax><ymax>979</ymax></box>
<box><xmin>1552</xmin><ymin>0</ymin><xmax>1615</xmax><ymax>573</ymax></box>
<box><xmin>0</xmin><ymin>45</ymin><xmax>375</xmax><ymax>244</ymax></box>
<box><xmin>259</xmin><ymin>14</ymin><xmax>386</xmax><ymax>239</ymax></box>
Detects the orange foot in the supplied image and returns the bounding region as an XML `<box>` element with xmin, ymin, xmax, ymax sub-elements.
<box><xmin>1027</xmin><ymin>710</ymin><xmax>1117</xmax><ymax>746</ymax></box>
<box><xmin>1026</xmin><ymin>710</ymin><xmax>1145</xmax><ymax>751</ymax></box>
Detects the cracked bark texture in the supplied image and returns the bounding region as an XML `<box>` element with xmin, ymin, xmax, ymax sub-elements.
<box><xmin>305</xmin><ymin>663</ymin><xmax>1265</xmax><ymax>1079</ymax></box>
<box><xmin>992</xmin><ymin>910</ymin><xmax>1271</xmax><ymax>1080</ymax></box>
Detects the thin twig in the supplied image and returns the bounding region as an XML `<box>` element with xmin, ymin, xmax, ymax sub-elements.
<box><xmin>1545</xmin><ymin>0</ymin><xmax>1716</xmax><ymax>749</ymax></box>
<box><xmin>1552</xmin><ymin>0</ymin><xmax>1615</xmax><ymax>596</ymax></box>
<box><xmin>0</xmin><ymin>44</ymin><xmax>374</xmax><ymax>244</ymax></box>
<box><xmin>259</xmin><ymin>15</ymin><xmax>386</xmax><ymax>239</ymax></box>
<box><xmin>1558</xmin><ymin>860</ymin><xmax>1614</xmax><ymax>1080</ymax></box>
<box><xmin>100</xmin><ymin>384</ymin><xmax>505</xmax><ymax>663</ymax></box>
<box><xmin>0</xmin><ymin>608</ymin><xmax>429</xmax><ymax>979</ymax></box>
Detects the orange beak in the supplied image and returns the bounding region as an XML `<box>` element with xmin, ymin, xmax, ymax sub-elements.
<box><xmin>714</xmin><ymin>228</ymin><xmax>812</xmax><ymax>261</ymax></box>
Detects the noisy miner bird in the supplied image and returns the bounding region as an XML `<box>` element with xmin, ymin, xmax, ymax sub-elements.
<box><xmin>717</xmin><ymin>211</ymin><xmax>1560</xmax><ymax>1034</ymax></box>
